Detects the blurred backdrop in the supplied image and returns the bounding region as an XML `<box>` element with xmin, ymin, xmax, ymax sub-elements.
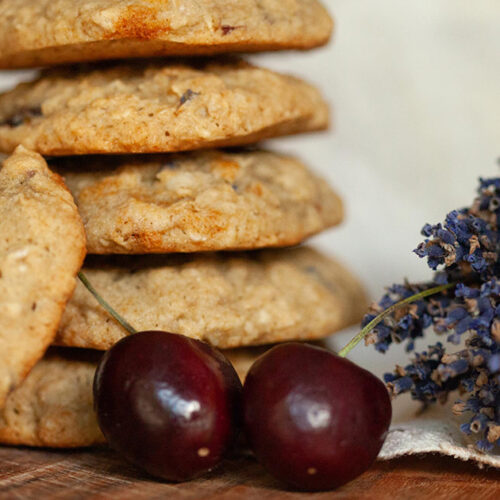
<box><xmin>259</xmin><ymin>0</ymin><xmax>500</xmax><ymax>379</ymax></box>
<box><xmin>261</xmin><ymin>0</ymin><xmax>500</xmax><ymax>294</ymax></box>
<box><xmin>0</xmin><ymin>1</ymin><xmax>498</xmax><ymax>382</ymax></box>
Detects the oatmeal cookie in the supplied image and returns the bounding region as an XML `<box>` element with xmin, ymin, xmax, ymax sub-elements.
<box><xmin>0</xmin><ymin>146</ymin><xmax>85</xmax><ymax>408</ymax></box>
<box><xmin>0</xmin><ymin>0</ymin><xmax>332</xmax><ymax>69</ymax></box>
<box><xmin>56</xmin><ymin>247</ymin><xmax>367</xmax><ymax>349</ymax></box>
<box><xmin>54</xmin><ymin>150</ymin><xmax>342</xmax><ymax>254</ymax></box>
<box><xmin>0</xmin><ymin>60</ymin><xmax>328</xmax><ymax>155</ymax></box>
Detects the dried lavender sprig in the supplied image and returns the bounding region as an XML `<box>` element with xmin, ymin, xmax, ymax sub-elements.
<box><xmin>414</xmin><ymin>177</ymin><xmax>500</xmax><ymax>280</ymax></box>
<box><xmin>364</xmin><ymin>176</ymin><xmax>500</xmax><ymax>452</ymax></box>
<box><xmin>362</xmin><ymin>281</ymin><xmax>453</xmax><ymax>353</ymax></box>
<box><xmin>380</xmin><ymin>278</ymin><xmax>500</xmax><ymax>451</ymax></box>
<box><xmin>339</xmin><ymin>282</ymin><xmax>454</xmax><ymax>357</ymax></box>
<box><xmin>454</xmin><ymin>369</ymin><xmax>500</xmax><ymax>453</ymax></box>
<box><xmin>385</xmin><ymin>341</ymin><xmax>500</xmax><ymax>451</ymax></box>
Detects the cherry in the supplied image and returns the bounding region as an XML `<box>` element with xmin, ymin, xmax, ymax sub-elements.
<box><xmin>94</xmin><ymin>331</ymin><xmax>242</xmax><ymax>482</ymax></box>
<box><xmin>242</xmin><ymin>343</ymin><xmax>391</xmax><ymax>491</ymax></box>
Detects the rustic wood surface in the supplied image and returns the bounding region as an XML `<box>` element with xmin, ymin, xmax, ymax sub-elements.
<box><xmin>0</xmin><ymin>447</ymin><xmax>499</xmax><ymax>499</ymax></box>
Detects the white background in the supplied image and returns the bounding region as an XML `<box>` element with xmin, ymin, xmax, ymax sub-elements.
<box><xmin>0</xmin><ymin>1</ymin><xmax>499</xmax><ymax>384</ymax></box>
<box><xmin>258</xmin><ymin>0</ymin><xmax>500</xmax><ymax>383</ymax></box>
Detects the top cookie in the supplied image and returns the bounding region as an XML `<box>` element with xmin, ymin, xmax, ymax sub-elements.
<box><xmin>0</xmin><ymin>0</ymin><xmax>333</xmax><ymax>69</ymax></box>
<box><xmin>0</xmin><ymin>146</ymin><xmax>86</xmax><ymax>409</ymax></box>
<box><xmin>0</xmin><ymin>60</ymin><xmax>328</xmax><ymax>156</ymax></box>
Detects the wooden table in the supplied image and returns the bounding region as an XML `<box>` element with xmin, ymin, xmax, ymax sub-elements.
<box><xmin>0</xmin><ymin>447</ymin><xmax>499</xmax><ymax>499</ymax></box>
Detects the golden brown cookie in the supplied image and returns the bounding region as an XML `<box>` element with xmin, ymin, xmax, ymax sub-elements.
<box><xmin>53</xmin><ymin>150</ymin><xmax>342</xmax><ymax>254</ymax></box>
<box><xmin>0</xmin><ymin>0</ymin><xmax>333</xmax><ymax>69</ymax></box>
<box><xmin>0</xmin><ymin>348</ymin><xmax>104</xmax><ymax>448</ymax></box>
<box><xmin>56</xmin><ymin>247</ymin><xmax>367</xmax><ymax>350</ymax></box>
<box><xmin>0</xmin><ymin>146</ymin><xmax>86</xmax><ymax>409</ymax></box>
<box><xmin>0</xmin><ymin>60</ymin><xmax>328</xmax><ymax>156</ymax></box>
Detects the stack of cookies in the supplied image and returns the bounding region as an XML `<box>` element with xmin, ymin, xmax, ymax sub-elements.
<box><xmin>0</xmin><ymin>1</ymin><xmax>367</xmax><ymax>449</ymax></box>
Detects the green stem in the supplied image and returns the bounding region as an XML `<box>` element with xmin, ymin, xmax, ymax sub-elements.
<box><xmin>337</xmin><ymin>282</ymin><xmax>455</xmax><ymax>358</ymax></box>
<box><xmin>77</xmin><ymin>271</ymin><xmax>137</xmax><ymax>335</ymax></box>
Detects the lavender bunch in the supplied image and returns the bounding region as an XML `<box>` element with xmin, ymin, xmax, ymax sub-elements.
<box><xmin>415</xmin><ymin>177</ymin><xmax>500</xmax><ymax>280</ymax></box>
<box><xmin>364</xmin><ymin>177</ymin><xmax>500</xmax><ymax>451</ymax></box>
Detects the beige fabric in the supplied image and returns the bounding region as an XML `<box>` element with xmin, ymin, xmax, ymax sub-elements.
<box><xmin>379</xmin><ymin>402</ymin><xmax>500</xmax><ymax>469</ymax></box>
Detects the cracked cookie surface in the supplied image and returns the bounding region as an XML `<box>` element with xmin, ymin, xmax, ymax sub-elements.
<box><xmin>0</xmin><ymin>146</ymin><xmax>86</xmax><ymax>409</ymax></box>
<box><xmin>0</xmin><ymin>0</ymin><xmax>332</xmax><ymax>69</ymax></box>
<box><xmin>54</xmin><ymin>150</ymin><xmax>342</xmax><ymax>254</ymax></box>
<box><xmin>56</xmin><ymin>247</ymin><xmax>367</xmax><ymax>350</ymax></box>
<box><xmin>0</xmin><ymin>60</ymin><xmax>328</xmax><ymax>155</ymax></box>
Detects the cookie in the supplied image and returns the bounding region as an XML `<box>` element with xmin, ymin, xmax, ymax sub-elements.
<box><xmin>0</xmin><ymin>60</ymin><xmax>329</xmax><ymax>156</ymax></box>
<box><xmin>0</xmin><ymin>146</ymin><xmax>86</xmax><ymax>409</ymax></box>
<box><xmin>0</xmin><ymin>348</ymin><xmax>104</xmax><ymax>448</ymax></box>
<box><xmin>0</xmin><ymin>344</ymin><xmax>271</xmax><ymax>448</ymax></box>
<box><xmin>53</xmin><ymin>150</ymin><xmax>343</xmax><ymax>254</ymax></box>
<box><xmin>56</xmin><ymin>247</ymin><xmax>367</xmax><ymax>350</ymax></box>
<box><xmin>0</xmin><ymin>0</ymin><xmax>333</xmax><ymax>69</ymax></box>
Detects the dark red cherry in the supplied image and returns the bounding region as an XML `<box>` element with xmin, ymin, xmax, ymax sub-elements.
<box><xmin>243</xmin><ymin>343</ymin><xmax>392</xmax><ymax>491</ymax></box>
<box><xmin>94</xmin><ymin>331</ymin><xmax>242</xmax><ymax>481</ymax></box>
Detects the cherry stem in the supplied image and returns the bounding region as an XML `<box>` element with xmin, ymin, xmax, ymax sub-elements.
<box><xmin>337</xmin><ymin>282</ymin><xmax>455</xmax><ymax>358</ymax></box>
<box><xmin>78</xmin><ymin>271</ymin><xmax>137</xmax><ymax>335</ymax></box>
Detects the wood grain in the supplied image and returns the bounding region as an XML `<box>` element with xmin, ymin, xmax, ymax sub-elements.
<box><xmin>0</xmin><ymin>447</ymin><xmax>499</xmax><ymax>499</ymax></box>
